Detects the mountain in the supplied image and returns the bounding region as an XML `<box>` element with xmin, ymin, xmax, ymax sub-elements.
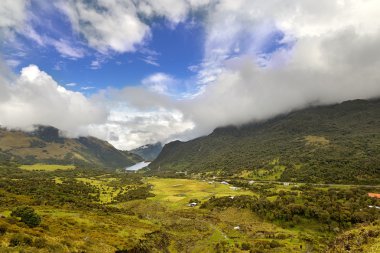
<box><xmin>130</xmin><ymin>142</ymin><xmax>163</xmax><ymax>161</ymax></box>
<box><xmin>0</xmin><ymin>125</ymin><xmax>142</xmax><ymax>169</ymax></box>
<box><xmin>150</xmin><ymin>99</ymin><xmax>380</xmax><ymax>184</ymax></box>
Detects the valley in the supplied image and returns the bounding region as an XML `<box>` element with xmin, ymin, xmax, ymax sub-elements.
<box><xmin>0</xmin><ymin>161</ymin><xmax>379</xmax><ymax>252</ymax></box>
<box><xmin>0</xmin><ymin>99</ymin><xmax>379</xmax><ymax>252</ymax></box>
<box><xmin>1</xmin><ymin>1</ymin><xmax>380</xmax><ymax>252</ymax></box>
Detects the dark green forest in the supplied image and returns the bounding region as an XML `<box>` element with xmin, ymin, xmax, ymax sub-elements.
<box><xmin>150</xmin><ymin>99</ymin><xmax>380</xmax><ymax>184</ymax></box>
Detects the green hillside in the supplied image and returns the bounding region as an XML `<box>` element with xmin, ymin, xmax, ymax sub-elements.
<box><xmin>0</xmin><ymin>126</ymin><xmax>142</xmax><ymax>169</ymax></box>
<box><xmin>150</xmin><ymin>99</ymin><xmax>380</xmax><ymax>184</ymax></box>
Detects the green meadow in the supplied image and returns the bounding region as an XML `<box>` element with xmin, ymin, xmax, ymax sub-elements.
<box><xmin>19</xmin><ymin>164</ymin><xmax>75</xmax><ymax>171</ymax></box>
<box><xmin>146</xmin><ymin>178</ymin><xmax>254</xmax><ymax>208</ymax></box>
<box><xmin>0</xmin><ymin>163</ymin><xmax>379</xmax><ymax>252</ymax></box>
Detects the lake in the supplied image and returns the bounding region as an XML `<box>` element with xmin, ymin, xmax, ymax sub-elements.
<box><xmin>125</xmin><ymin>161</ymin><xmax>151</xmax><ymax>171</ymax></box>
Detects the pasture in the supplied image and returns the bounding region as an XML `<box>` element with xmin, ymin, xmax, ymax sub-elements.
<box><xmin>19</xmin><ymin>164</ymin><xmax>75</xmax><ymax>171</ymax></box>
<box><xmin>146</xmin><ymin>178</ymin><xmax>255</xmax><ymax>208</ymax></box>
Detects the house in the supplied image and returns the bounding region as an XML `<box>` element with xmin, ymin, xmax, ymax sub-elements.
<box><xmin>368</xmin><ymin>193</ymin><xmax>380</xmax><ymax>199</ymax></box>
<box><xmin>283</xmin><ymin>182</ymin><xmax>290</xmax><ymax>186</ymax></box>
<box><xmin>229</xmin><ymin>196</ymin><xmax>235</xmax><ymax>199</ymax></box>
<box><xmin>248</xmin><ymin>180</ymin><xmax>255</xmax><ymax>185</ymax></box>
<box><xmin>188</xmin><ymin>202</ymin><xmax>197</xmax><ymax>207</ymax></box>
<box><xmin>220</xmin><ymin>181</ymin><xmax>229</xmax><ymax>185</ymax></box>
<box><xmin>233</xmin><ymin>226</ymin><xmax>240</xmax><ymax>230</ymax></box>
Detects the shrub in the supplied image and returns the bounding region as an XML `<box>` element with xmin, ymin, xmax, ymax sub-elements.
<box><xmin>9</xmin><ymin>234</ymin><xmax>33</xmax><ymax>247</ymax></box>
<box><xmin>0</xmin><ymin>224</ymin><xmax>7</xmax><ymax>235</ymax></box>
<box><xmin>34</xmin><ymin>237</ymin><xmax>48</xmax><ymax>248</ymax></box>
<box><xmin>269</xmin><ymin>240</ymin><xmax>281</xmax><ymax>248</ymax></box>
<box><xmin>241</xmin><ymin>242</ymin><xmax>252</xmax><ymax>250</ymax></box>
<box><xmin>11</xmin><ymin>206</ymin><xmax>42</xmax><ymax>228</ymax></box>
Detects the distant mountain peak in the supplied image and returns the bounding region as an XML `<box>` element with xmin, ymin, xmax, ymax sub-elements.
<box><xmin>0</xmin><ymin>126</ymin><xmax>142</xmax><ymax>169</ymax></box>
<box><xmin>130</xmin><ymin>142</ymin><xmax>163</xmax><ymax>161</ymax></box>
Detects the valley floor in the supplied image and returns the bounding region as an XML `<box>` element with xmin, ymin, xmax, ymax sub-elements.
<box><xmin>0</xmin><ymin>164</ymin><xmax>379</xmax><ymax>252</ymax></box>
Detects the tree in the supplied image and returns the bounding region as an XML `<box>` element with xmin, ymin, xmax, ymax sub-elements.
<box><xmin>11</xmin><ymin>206</ymin><xmax>41</xmax><ymax>228</ymax></box>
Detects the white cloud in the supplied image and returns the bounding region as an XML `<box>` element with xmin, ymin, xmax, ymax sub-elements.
<box><xmin>0</xmin><ymin>65</ymin><xmax>107</xmax><ymax>135</ymax></box>
<box><xmin>81</xmin><ymin>86</ymin><xmax>95</xmax><ymax>91</ymax></box>
<box><xmin>142</xmin><ymin>73</ymin><xmax>176</xmax><ymax>95</ymax></box>
<box><xmin>5</xmin><ymin>59</ymin><xmax>21</xmax><ymax>67</ymax></box>
<box><xmin>102</xmin><ymin>0</ymin><xmax>380</xmax><ymax>146</ymax></box>
<box><xmin>56</xmin><ymin>0</ymin><xmax>150</xmax><ymax>54</ymax></box>
<box><xmin>1</xmin><ymin>0</ymin><xmax>380</xmax><ymax>151</ymax></box>
<box><xmin>141</xmin><ymin>55</ymin><xmax>160</xmax><ymax>67</ymax></box>
<box><xmin>90</xmin><ymin>60</ymin><xmax>101</xmax><ymax>70</ymax></box>
<box><xmin>174</xmin><ymin>0</ymin><xmax>380</xmax><ymax>137</ymax></box>
<box><xmin>88</xmin><ymin>107</ymin><xmax>194</xmax><ymax>150</ymax></box>
<box><xmin>50</xmin><ymin>39</ymin><xmax>85</xmax><ymax>59</ymax></box>
<box><xmin>54</xmin><ymin>0</ymin><xmax>212</xmax><ymax>54</ymax></box>
<box><xmin>136</xmin><ymin>0</ymin><xmax>189</xmax><ymax>24</ymax></box>
<box><xmin>0</xmin><ymin>0</ymin><xmax>28</xmax><ymax>31</ymax></box>
<box><xmin>0</xmin><ymin>63</ymin><xmax>193</xmax><ymax>150</ymax></box>
<box><xmin>21</xmin><ymin>25</ymin><xmax>45</xmax><ymax>46</ymax></box>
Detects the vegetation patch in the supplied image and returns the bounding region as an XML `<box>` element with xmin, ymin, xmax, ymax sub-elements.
<box><xmin>0</xmin><ymin>159</ymin><xmax>379</xmax><ymax>252</ymax></box>
<box><xmin>20</xmin><ymin>164</ymin><xmax>75</xmax><ymax>171</ymax></box>
<box><xmin>147</xmin><ymin>178</ymin><xmax>254</xmax><ymax>208</ymax></box>
<box><xmin>305</xmin><ymin>135</ymin><xmax>330</xmax><ymax>145</ymax></box>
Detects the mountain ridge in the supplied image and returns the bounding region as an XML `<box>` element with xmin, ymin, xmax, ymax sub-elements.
<box><xmin>149</xmin><ymin>98</ymin><xmax>380</xmax><ymax>184</ymax></box>
<box><xmin>0</xmin><ymin>125</ymin><xmax>142</xmax><ymax>169</ymax></box>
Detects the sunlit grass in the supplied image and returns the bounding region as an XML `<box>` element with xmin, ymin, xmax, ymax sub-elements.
<box><xmin>20</xmin><ymin>164</ymin><xmax>75</xmax><ymax>171</ymax></box>
<box><xmin>146</xmin><ymin>178</ymin><xmax>255</xmax><ymax>208</ymax></box>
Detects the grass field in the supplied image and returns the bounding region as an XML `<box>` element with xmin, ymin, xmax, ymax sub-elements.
<box><xmin>76</xmin><ymin>177</ymin><xmax>124</xmax><ymax>203</ymax></box>
<box><xmin>146</xmin><ymin>178</ymin><xmax>255</xmax><ymax>208</ymax></box>
<box><xmin>19</xmin><ymin>164</ymin><xmax>75</xmax><ymax>171</ymax></box>
<box><xmin>1</xmin><ymin>166</ymin><xmax>378</xmax><ymax>252</ymax></box>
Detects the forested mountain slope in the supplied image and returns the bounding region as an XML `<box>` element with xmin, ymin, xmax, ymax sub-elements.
<box><xmin>150</xmin><ymin>99</ymin><xmax>380</xmax><ymax>184</ymax></box>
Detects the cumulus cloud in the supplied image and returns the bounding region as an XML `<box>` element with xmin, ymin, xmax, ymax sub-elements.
<box><xmin>0</xmin><ymin>64</ymin><xmax>108</xmax><ymax>135</ymax></box>
<box><xmin>56</xmin><ymin>0</ymin><xmax>150</xmax><ymax>54</ymax></box>
<box><xmin>105</xmin><ymin>0</ymin><xmax>380</xmax><ymax>144</ymax></box>
<box><xmin>1</xmin><ymin>0</ymin><xmax>380</xmax><ymax>151</ymax></box>
<box><xmin>54</xmin><ymin>0</ymin><xmax>212</xmax><ymax>54</ymax></box>
<box><xmin>0</xmin><ymin>62</ymin><xmax>193</xmax><ymax>150</ymax></box>
<box><xmin>88</xmin><ymin>107</ymin><xmax>194</xmax><ymax>150</ymax></box>
<box><xmin>142</xmin><ymin>73</ymin><xmax>177</xmax><ymax>95</ymax></box>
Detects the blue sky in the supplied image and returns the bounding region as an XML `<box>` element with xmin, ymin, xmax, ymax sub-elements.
<box><xmin>1</xmin><ymin>0</ymin><xmax>379</xmax><ymax>149</ymax></box>
<box><xmin>4</xmin><ymin>5</ymin><xmax>205</xmax><ymax>93</ymax></box>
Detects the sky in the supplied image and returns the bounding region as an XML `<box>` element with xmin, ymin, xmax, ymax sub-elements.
<box><xmin>1</xmin><ymin>0</ymin><xmax>380</xmax><ymax>150</ymax></box>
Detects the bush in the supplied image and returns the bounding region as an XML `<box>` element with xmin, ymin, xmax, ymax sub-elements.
<box><xmin>241</xmin><ymin>242</ymin><xmax>252</xmax><ymax>250</ymax></box>
<box><xmin>11</xmin><ymin>206</ymin><xmax>42</xmax><ymax>228</ymax></box>
<box><xmin>269</xmin><ymin>240</ymin><xmax>281</xmax><ymax>248</ymax></box>
<box><xmin>0</xmin><ymin>224</ymin><xmax>7</xmax><ymax>235</ymax></box>
<box><xmin>9</xmin><ymin>234</ymin><xmax>33</xmax><ymax>247</ymax></box>
<box><xmin>34</xmin><ymin>237</ymin><xmax>48</xmax><ymax>248</ymax></box>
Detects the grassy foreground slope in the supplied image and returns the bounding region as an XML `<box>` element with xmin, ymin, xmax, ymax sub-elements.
<box><xmin>0</xmin><ymin>125</ymin><xmax>142</xmax><ymax>169</ymax></box>
<box><xmin>150</xmin><ymin>99</ymin><xmax>380</xmax><ymax>184</ymax></box>
<box><xmin>0</xmin><ymin>159</ymin><xmax>379</xmax><ymax>252</ymax></box>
